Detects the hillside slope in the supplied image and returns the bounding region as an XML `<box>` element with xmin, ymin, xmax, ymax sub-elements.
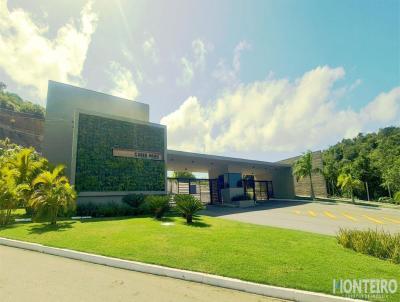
<box><xmin>0</xmin><ymin>83</ymin><xmax>44</xmax><ymax>150</ymax></box>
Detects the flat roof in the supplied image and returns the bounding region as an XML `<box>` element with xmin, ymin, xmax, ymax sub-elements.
<box><xmin>167</xmin><ymin>149</ymin><xmax>291</xmax><ymax>168</ymax></box>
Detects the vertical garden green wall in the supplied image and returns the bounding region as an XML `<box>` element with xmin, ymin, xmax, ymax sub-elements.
<box><xmin>75</xmin><ymin>113</ymin><xmax>165</xmax><ymax>192</ymax></box>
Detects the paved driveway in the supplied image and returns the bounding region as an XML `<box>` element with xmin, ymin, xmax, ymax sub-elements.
<box><xmin>203</xmin><ymin>199</ymin><xmax>400</xmax><ymax>235</ymax></box>
<box><xmin>0</xmin><ymin>245</ymin><xmax>284</xmax><ymax>302</ymax></box>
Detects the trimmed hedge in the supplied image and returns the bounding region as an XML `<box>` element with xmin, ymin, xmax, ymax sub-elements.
<box><xmin>76</xmin><ymin>201</ymin><xmax>135</xmax><ymax>217</ymax></box>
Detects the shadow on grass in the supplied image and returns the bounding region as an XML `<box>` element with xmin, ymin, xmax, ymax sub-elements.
<box><xmin>79</xmin><ymin>216</ymin><xmax>136</xmax><ymax>223</ymax></box>
<box><xmin>0</xmin><ymin>223</ymin><xmax>21</xmax><ymax>231</ymax></box>
<box><xmin>185</xmin><ymin>216</ymin><xmax>211</xmax><ymax>228</ymax></box>
<box><xmin>158</xmin><ymin>216</ymin><xmax>175</xmax><ymax>222</ymax></box>
<box><xmin>28</xmin><ymin>221</ymin><xmax>75</xmax><ymax>234</ymax></box>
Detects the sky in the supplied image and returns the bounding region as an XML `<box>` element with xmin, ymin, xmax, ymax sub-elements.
<box><xmin>0</xmin><ymin>0</ymin><xmax>399</xmax><ymax>161</ymax></box>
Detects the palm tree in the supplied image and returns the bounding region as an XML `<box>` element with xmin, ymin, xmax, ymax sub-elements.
<box><xmin>6</xmin><ymin>148</ymin><xmax>46</xmax><ymax>212</ymax></box>
<box><xmin>337</xmin><ymin>173</ymin><xmax>363</xmax><ymax>203</ymax></box>
<box><xmin>6</xmin><ymin>148</ymin><xmax>46</xmax><ymax>184</ymax></box>
<box><xmin>0</xmin><ymin>167</ymin><xmax>30</xmax><ymax>225</ymax></box>
<box><xmin>30</xmin><ymin>165</ymin><xmax>76</xmax><ymax>225</ymax></box>
<box><xmin>175</xmin><ymin>194</ymin><xmax>204</xmax><ymax>223</ymax></box>
<box><xmin>293</xmin><ymin>151</ymin><xmax>320</xmax><ymax>200</ymax></box>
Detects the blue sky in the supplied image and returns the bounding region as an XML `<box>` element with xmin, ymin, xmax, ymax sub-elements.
<box><xmin>1</xmin><ymin>0</ymin><xmax>399</xmax><ymax>161</ymax></box>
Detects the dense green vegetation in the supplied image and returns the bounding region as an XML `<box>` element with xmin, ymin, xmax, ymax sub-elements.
<box><xmin>0</xmin><ymin>82</ymin><xmax>45</xmax><ymax>118</ymax></box>
<box><xmin>322</xmin><ymin>127</ymin><xmax>400</xmax><ymax>202</ymax></box>
<box><xmin>1</xmin><ymin>216</ymin><xmax>399</xmax><ymax>301</ymax></box>
<box><xmin>75</xmin><ymin>113</ymin><xmax>165</xmax><ymax>192</ymax></box>
<box><xmin>0</xmin><ymin>139</ymin><xmax>76</xmax><ymax>225</ymax></box>
<box><xmin>337</xmin><ymin>228</ymin><xmax>400</xmax><ymax>264</ymax></box>
<box><xmin>171</xmin><ymin>171</ymin><xmax>195</xmax><ymax>178</ymax></box>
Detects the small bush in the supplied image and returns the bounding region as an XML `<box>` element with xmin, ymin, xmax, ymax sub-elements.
<box><xmin>337</xmin><ymin>228</ymin><xmax>400</xmax><ymax>264</ymax></box>
<box><xmin>174</xmin><ymin>194</ymin><xmax>204</xmax><ymax>223</ymax></box>
<box><xmin>76</xmin><ymin>201</ymin><xmax>135</xmax><ymax>217</ymax></box>
<box><xmin>143</xmin><ymin>195</ymin><xmax>170</xmax><ymax>219</ymax></box>
<box><xmin>231</xmin><ymin>193</ymin><xmax>253</xmax><ymax>202</ymax></box>
<box><xmin>378</xmin><ymin>196</ymin><xmax>393</xmax><ymax>203</ymax></box>
<box><xmin>122</xmin><ymin>194</ymin><xmax>146</xmax><ymax>213</ymax></box>
<box><xmin>394</xmin><ymin>192</ymin><xmax>400</xmax><ymax>205</ymax></box>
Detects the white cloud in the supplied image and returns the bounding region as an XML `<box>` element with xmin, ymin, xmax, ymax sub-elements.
<box><xmin>108</xmin><ymin>61</ymin><xmax>139</xmax><ymax>100</ymax></box>
<box><xmin>192</xmin><ymin>39</ymin><xmax>207</xmax><ymax>70</ymax></box>
<box><xmin>0</xmin><ymin>0</ymin><xmax>98</xmax><ymax>103</ymax></box>
<box><xmin>161</xmin><ymin>66</ymin><xmax>400</xmax><ymax>156</ymax></box>
<box><xmin>362</xmin><ymin>87</ymin><xmax>400</xmax><ymax>124</ymax></box>
<box><xmin>142</xmin><ymin>35</ymin><xmax>159</xmax><ymax>64</ymax></box>
<box><xmin>176</xmin><ymin>39</ymin><xmax>208</xmax><ymax>86</ymax></box>
<box><xmin>213</xmin><ymin>40</ymin><xmax>251</xmax><ymax>86</ymax></box>
<box><xmin>177</xmin><ymin>57</ymin><xmax>194</xmax><ymax>86</ymax></box>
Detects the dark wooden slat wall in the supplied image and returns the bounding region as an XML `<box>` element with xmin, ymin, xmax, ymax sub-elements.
<box><xmin>278</xmin><ymin>151</ymin><xmax>327</xmax><ymax>198</ymax></box>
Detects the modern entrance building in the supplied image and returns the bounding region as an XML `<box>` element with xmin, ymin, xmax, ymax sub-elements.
<box><xmin>167</xmin><ymin>150</ymin><xmax>293</xmax><ymax>203</ymax></box>
<box><xmin>42</xmin><ymin>81</ymin><xmax>295</xmax><ymax>204</ymax></box>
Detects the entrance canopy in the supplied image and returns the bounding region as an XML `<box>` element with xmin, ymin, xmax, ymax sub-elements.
<box><xmin>166</xmin><ymin>150</ymin><xmax>295</xmax><ymax>199</ymax></box>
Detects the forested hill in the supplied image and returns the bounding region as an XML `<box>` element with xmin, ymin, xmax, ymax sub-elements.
<box><xmin>0</xmin><ymin>82</ymin><xmax>45</xmax><ymax>118</ymax></box>
<box><xmin>322</xmin><ymin>127</ymin><xmax>400</xmax><ymax>200</ymax></box>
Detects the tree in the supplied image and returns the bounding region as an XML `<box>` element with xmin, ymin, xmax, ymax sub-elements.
<box><xmin>6</xmin><ymin>148</ymin><xmax>46</xmax><ymax>184</ymax></box>
<box><xmin>337</xmin><ymin>173</ymin><xmax>363</xmax><ymax>203</ymax></box>
<box><xmin>0</xmin><ymin>167</ymin><xmax>29</xmax><ymax>225</ymax></box>
<box><xmin>174</xmin><ymin>194</ymin><xmax>204</xmax><ymax>223</ymax></box>
<box><xmin>172</xmin><ymin>171</ymin><xmax>195</xmax><ymax>179</ymax></box>
<box><xmin>0</xmin><ymin>82</ymin><xmax>6</xmax><ymax>92</ymax></box>
<box><xmin>4</xmin><ymin>148</ymin><xmax>47</xmax><ymax>213</ymax></box>
<box><xmin>29</xmin><ymin>165</ymin><xmax>76</xmax><ymax>225</ymax></box>
<box><xmin>293</xmin><ymin>151</ymin><xmax>320</xmax><ymax>200</ymax></box>
<box><xmin>380</xmin><ymin>157</ymin><xmax>400</xmax><ymax>199</ymax></box>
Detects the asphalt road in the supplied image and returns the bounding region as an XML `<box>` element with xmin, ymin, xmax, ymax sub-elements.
<box><xmin>203</xmin><ymin>199</ymin><xmax>400</xmax><ymax>235</ymax></box>
<box><xmin>0</xmin><ymin>245</ymin><xmax>284</xmax><ymax>302</ymax></box>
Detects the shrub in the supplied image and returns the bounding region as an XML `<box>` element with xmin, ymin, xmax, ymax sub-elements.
<box><xmin>143</xmin><ymin>195</ymin><xmax>170</xmax><ymax>219</ymax></box>
<box><xmin>394</xmin><ymin>192</ymin><xmax>400</xmax><ymax>205</ymax></box>
<box><xmin>378</xmin><ymin>196</ymin><xmax>393</xmax><ymax>203</ymax></box>
<box><xmin>231</xmin><ymin>193</ymin><xmax>253</xmax><ymax>202</ymax></box>
<box><xmin>174</xmin><ymin>194</ymin><xmax>204</xmax><ymax>224</ymax></box>
<box><xmin>122</xmin><ymin>193</ymin><xmax>146</xmax><ymax>213</ymax></box>
<box><xmin>76</xmin><ymin>201</ymin><xmax>135</xmax><ymax>217</ymax></box>
<box><xmin>337</xmin><ymin>228</ymin><xmax>400</xmax><ymax>264</ymax></box>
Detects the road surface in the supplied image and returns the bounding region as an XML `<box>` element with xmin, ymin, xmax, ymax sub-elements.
<box><xmin>203</xmin><ymin>199</ymin><xmax>400</xmax><ymax>235</ymax></box>
<box><xmin>0</xmin><ymin>245</ymin><xmax>284</xmax><ymax>302</ymax></box>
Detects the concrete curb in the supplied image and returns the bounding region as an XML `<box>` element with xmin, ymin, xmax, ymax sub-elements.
<box><xmin>0</xmin><ymin>237</ymin><xmax>364</xmax><ymax>302</ymax></box>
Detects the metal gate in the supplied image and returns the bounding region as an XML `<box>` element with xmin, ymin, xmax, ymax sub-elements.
<box><xmin>168</xmin><ymin>177</ymin><xmax>273</xmax><ymax>204</ymax></box>
<box><xmin>168</xmin><ymin>178</ymin><xmax>213</xmax><ymax>204</ymax></box>
<box><xmin>243</xmin><ymin>179</ymin><xmax>274</xmax><ymax>201</ymax></box>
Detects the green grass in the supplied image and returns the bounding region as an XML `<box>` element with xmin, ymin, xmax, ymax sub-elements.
<box><xmin>10</xmin><ymin>208</ymin><xmax>28</xmax><ymax>218</ymax></box>
<box><xmin>1</xmin><ymin>215</ymin><xmax>399</xmax><ymax>301</ymax></box>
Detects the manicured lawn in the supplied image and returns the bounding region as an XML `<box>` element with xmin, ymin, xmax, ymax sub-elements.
<box><xmin>1</xmin><ymin>215</ymin><xmax>399</xmax><ymax>301</ymax></box>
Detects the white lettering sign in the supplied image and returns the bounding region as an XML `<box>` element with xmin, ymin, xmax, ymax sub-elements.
<box><xmin>112</xmin><ymin>148</ymin><xmax>163</xmax><ymax>160</ymax></box>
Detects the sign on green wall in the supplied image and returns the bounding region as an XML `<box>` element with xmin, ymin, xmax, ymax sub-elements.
<box><xmin>75</xmin><ymin>113</ymin><xmax>165</xmax><ymax>192</ymax></box>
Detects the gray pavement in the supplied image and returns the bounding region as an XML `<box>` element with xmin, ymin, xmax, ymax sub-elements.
<box><xmin>0</xmin><ymin>245</ymin><xmax>284</xmax><ymax>302</ymax></box>
<box><xmin>203</xmin><ymin>199</ymin><xmax>400</xmax><ymax>235</ymax></box>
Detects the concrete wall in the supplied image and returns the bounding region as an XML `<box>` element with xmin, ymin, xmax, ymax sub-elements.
<box><xmin>278</xmin><ymin>151</ymin><xmax>327</xmax><ymax>198</ymax></box>
<box><xmin>42</xmin><ymin>81</ymin><xmax>149</xmax><ymax>178</ymax></box>
<box><xmin>221</xmin><ymin>187</ymin><xmax>245</xmax><ymax>203</ymax></box>
<box><xmin>269</xmin><ymin>166</ymin><xmax>296</xmax><ymax>198</ymax></box>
